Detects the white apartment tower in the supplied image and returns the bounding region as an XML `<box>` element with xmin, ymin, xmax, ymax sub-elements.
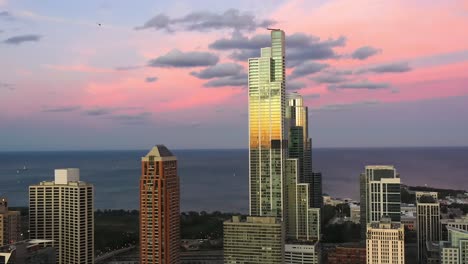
<box><xmin>366</xmin><ymin>217</ymin><xmax>405</xmax><ymax>264</ymax></box>
<box><xmin>29</xmin><ymin>168</ymin><xmax>94</xmax><ymax>264</ymax></box>
<box><xmin>360</xmin><ymin>165</ymin><xmax>401</xmax><ymax>238</ymax></box>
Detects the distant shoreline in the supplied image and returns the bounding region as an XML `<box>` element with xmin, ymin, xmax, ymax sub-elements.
<box><xmin>1</xmin><ymin>145</ymin><xmax>468</xmax><ymax>152</ymax></box>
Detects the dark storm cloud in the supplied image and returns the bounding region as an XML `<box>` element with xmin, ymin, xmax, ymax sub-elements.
<box><xmin>204</xmin><ymin>73</ymin><xmax>247</xmax><ymax>87</ymax></box>
<box><xmin>135</xmin><ymin>14</ymin><xmax>172</xmax><ymax>31</ymax></box>
<box><xmin>290</xmin><ymin>61</ymin><xmax>328</xmax><ymax>79</ymax></box>
<box><xmin>209</xmin><ymin>32</ymin><xmax>345</xmax><ymax>66</ymax></box>
<box><xmin>351</xmin><ymin>46</ymin><xmax>382</xmax><ymax>60</ymax></box>
<box><xmin>209</xmin><ymin>32</ymin><xmax>270</xmax><ymax>50</ymax></box>
<box><xmin>82</xmin><ymin>107</ymin><xmax>148</xmax><ymax>120</ymax></box>
<box><xmin>135</xmin><ymin>9</ymin><xmax>275</xmax><ymax>32</ymax></box>
<box><xmin>358</xmin><ymin>62</ymin><xmax>412</xmax><ymax>73</ymax></box>
<box><xmin>311</xmin><ymin>74</ymin><xmax>348</xmax><ymax>84</ymax></box>
<box><xmin>191</xmin><ymin>63</ymin><xmax>243</xmax><ymax>79</ymax></box>
<box><xmin>303</xmin><ymin>93</ymin><xmax>320</xmax><ymax>99</ymax></box>
<box><xmin>83</xmin><ymin>107</ymin><xmax>112</xmax><ymax>116</ymax></box>
<box><xmin>328</xmin><ymin>81</ymin><xmax>390</xmax><ymax>90</ymax></box>
<box><xmin>229</xmin><ymin>49</ymin><xmax>261</xmax><ymax>61</ymax></box>
<box><xmin>147</xmin><ymin>49</ymin><xmax>219</xmax><ymax>68</ymax></box>
<box><xmin>287</xmin><ymin>81</ymin><xmax>306</xmax><ymax>91</ymax></box>
<box><xmin>288</xmin><ymin>36</ymin><xmax>346</xmax><ymax>65</ymax></box>
<box><xmin>287</xmin><ymin>33</ymin><xmax>320</xmax><ymax>48</ymax></box>
<box><xmin>107</xmin><ymin>112</ymin><xmax>152</xmax><ymax>125</ymax></box>
<box><xmin>0</xmin><ymin>81</ymin><xmax>14</xmax><ymax>90</ymax></box>
<box><xmin>0</xmin><ymin>11</ymin><xmax>13</xmax><ymax>20</ymax></box>
<box><xmin>145</xmin><ymin>76</ymin><xmax>158</xmax><ymax>83</ymax></box>
<box><xmin>3</xmin><ymin>34</ymin><xmax>42</xmax><ymax>45</ymax></box>
<box><xmin>42</xmin><ymin>106</ymin><xmax>81</xmax><ymax>113</ymax></box>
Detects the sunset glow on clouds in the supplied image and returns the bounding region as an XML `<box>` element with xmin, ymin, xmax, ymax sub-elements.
<box><xmin>1</xmin><ymin>0</ymin><xmax>467</xmax><ymax>150</ymax></box>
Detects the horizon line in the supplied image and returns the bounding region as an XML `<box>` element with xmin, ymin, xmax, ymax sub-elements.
<box><xmin>1</xmin><ymin>145</ymin><xmax>468</xmax><ymax>152</ymax></box>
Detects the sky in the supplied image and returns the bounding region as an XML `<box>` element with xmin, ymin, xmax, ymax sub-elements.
<box><xmin>0</xmin><ymin>0</ymin><xmax>467</xmax><ymax>150</ymax></box>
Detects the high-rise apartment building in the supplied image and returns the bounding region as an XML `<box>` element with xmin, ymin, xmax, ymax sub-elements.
<box><xmin>287</xmin><ymin>93</ymin><xmax>308</xmax><ymax>182</ymax></box>
<box><xmin>366</xmin><ymin>217</ymin><xmax>405</xmax><ymax>264</ymax></box>
<box><xmin>287</xmin><ymin>93</ymin><xmax>322</xmax><ymax>209</ymax></box>
<box><xmin>416</xmin><ymin>191</ymin><xmax>441</xmax><ymax>263</ymax></box>
<box><xmin>439</xmin><ymin>226</ymin><xmax>468</xmax><ymax>264</ymax></box>
<box><xmin>0</xmin><ymin>198</ymin><xmax>21</xmax><ymax>246</ymax></box>
<box><xmin>29</xmin><ymin>168</ymin><xmax>94</xmax><ymax>264</ymax></box>
<box><xmin>224</xmin><ymin>216</ymin><xmax>284</xmax><ymax>264</ymax></box>
<box><xmin>360</xmin><ymin>165</ymin><xmax>401</xmax><ymax>238</ymax></box>
<box><xmin>140</xmin><ymin>145</ymin><xmax>180</xmax><ymax>264</ymax></box>
<box><xmin>285</xmin><ymin>158</ymin><xmax>320</xmax><ymax>241</ymax></box>
<box><xmin>249</xmin><ymin>29</ymin><xmax>287</xmax><ymax>219</ymax></box>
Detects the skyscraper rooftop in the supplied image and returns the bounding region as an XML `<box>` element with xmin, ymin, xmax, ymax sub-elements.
<box><xmin>142</xmin><ymin>145</ymin><xmax>176</xmax><ymax>161</ymax></box>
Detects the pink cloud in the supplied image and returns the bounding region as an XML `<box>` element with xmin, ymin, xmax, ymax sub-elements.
<box><xmin>274</xmin><ymin>0</ymin><xmax>468</xmax><ymax>61</ymax></box>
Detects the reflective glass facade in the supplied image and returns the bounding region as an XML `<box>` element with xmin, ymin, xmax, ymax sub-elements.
<box><xmin>249</xmin><ymin>30</ymin><xmax>286</xmax><ymax>218</ymax></box>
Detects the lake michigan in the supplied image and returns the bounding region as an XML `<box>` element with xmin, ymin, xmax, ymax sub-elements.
<box><xmin>0</xmin><ymin>147</ymin><xmax>467</xmax><ymax>212</ymax></box>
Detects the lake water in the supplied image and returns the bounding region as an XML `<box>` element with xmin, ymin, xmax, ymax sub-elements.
<box><xmin>0</xmin><ymin>147</ymin><xmax>467</xmax><ymax>212</ymax></box>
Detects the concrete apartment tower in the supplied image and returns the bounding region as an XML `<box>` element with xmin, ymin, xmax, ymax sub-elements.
<box><xmin>360</xmin><ymin>165</ymin><xmax>401</xmax><ymax>238</ymax></box>
<box><xmin>416</xmin><ymin>191</ymin><xmax>441</xmax><ymax>263</ymax></box>
<box><xmin>0</xmin><ymin>198</ymin><xmax>21</xmax><ymax>246</ymax></box>
<box><xmin>29</xmin><ymin>168</ymin><xmax>94</xmax><ymax>264</ymax></box>
<box><xmin>140</xmin><ymin>145</ymin><xmax>180</xmax><ymax>264</ymax></box>
<box><xmin>366</xmin><ymin>217</ymin><xmax>405</xmax><ymax>264</ymax></box>
<box><xmin>224</xmin><ymin>216</ymin><xmax>284</xmax><ymax>264</ymax></box>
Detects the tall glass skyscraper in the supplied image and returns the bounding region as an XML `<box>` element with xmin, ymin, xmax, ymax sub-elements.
<box><xmin>249</xmin><ymin>29</ymin><xmax>287</xmax><ymax>219</ymax></box>
<box><xmin>287</xmin><ymin>92</ymin><xmax>322</xmax><ymax>209</ymax></box>
<box><xmin>225</xmin><ymin>29</ymin><xmax>322</xmax><ymax>264</ymax></box>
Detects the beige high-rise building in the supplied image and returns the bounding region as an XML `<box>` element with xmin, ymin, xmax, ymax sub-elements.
<box><xmin>366</xmin><ymin>217</ymin><xmax>405</xmax><ymax>264</ymax></box>
<box><xmin>0</xmin><ymin>198</ymin><xmax>21</xmax><ymax>246</ymax></box>
<box><xmin>29</xmin><ymin>168</ymin><xmax>94</xmax><ymax>264</ymax></box>
<box><xmin>224</xmin><ymin>216</ymin><xmax>284</xmax><ymax>264</ymax></box>
<box><xmin>416</xmin><ymin>191</ymin><xmax>441</xmax><ymax>263</ymax></box>
<box><xmin>360</xmin><ymin>165</ymin><xmax>401</xmax><ymax>239</ymax></box>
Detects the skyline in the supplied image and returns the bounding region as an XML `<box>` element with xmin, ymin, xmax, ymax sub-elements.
<box><xmin>1</xmin><ymin>0</ymin><xmax>468</xmax><ymax>150</ymax></box>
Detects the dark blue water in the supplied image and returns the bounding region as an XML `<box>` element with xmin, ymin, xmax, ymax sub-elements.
<box><xmin>0</xmin><ymin>147</ymin><xmax>467</xmax><ymax>212</ymax></box>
